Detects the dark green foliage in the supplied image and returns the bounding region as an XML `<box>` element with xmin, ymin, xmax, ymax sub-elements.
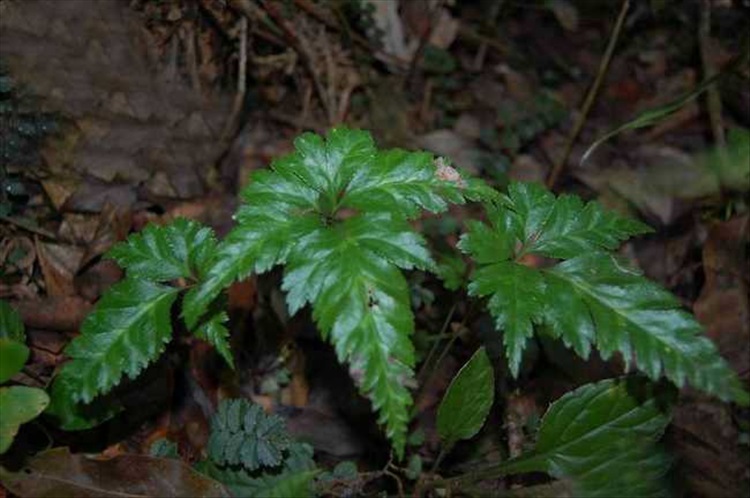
<box><xmin>461</xmin><ymin>182</ymin><xmax>748</xmax><ymax>405</ymax></box>
<box><xmin>436</xmin><ymin>347</ymin><xmax>494</xmax><ymax>446</ymax></box>
<box><xmin>208</xmin><ymin>399</ymin><xmax>291</xmax><ymax>471</ymax></box>
<box><xmin>0</xmin><ymin>301</ymin><xmax>50</xmax><ymax>454</ymax></box>
<box><xmin>198</xmin><ymin>399</ymin><xmax>318</xmax><ymax>498</ymax></box>
<box><xmin>183</xmin><ymin>128</ymin><xmax>494</xmax><ymax>456</ymax></box>
<box><xmin>501</xmin><ymin>379</ymin><xmax>672</xmax><ymax>497</ymax></box>
<box><xmin>53</xmin><ymin>279</ymin><xmax>179</xmax><ymax>405</ymax></box>
<box><xmin>35</xmin><ymin>125</ymin><xmax>745</xmax><ymax>487</ymax></box>
<box><xmin>47</xmin><ymin>219</ymin><xmax>231</xmax><ymax>429</ymax></box>
<box><xmin>0</xmin><ymin>300</ymin><xmax>24</xmax><ymax>341</ymax></box>
<box><xmin>107</xmin><ymin>218</ymin><xmax>217</xmax><ymax>282</ymax></box>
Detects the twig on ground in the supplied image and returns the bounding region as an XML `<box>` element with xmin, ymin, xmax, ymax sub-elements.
<box><xmin>407</xmin><ymin>0</ymin><xmax>447</xmax><ymax>87</ymax></box>
<box><xmin>417</xmin><ymin>303</ymin><xmax>457</xmax><ymax>382</ymax></box>
<box><xmin>293</xmin><ymin>0</ymin><xmax>409</xmax><ymax>69</ymax></box>
<box><xmin>182</xmin><ymin>22</ymin><xmax>202</xmax><ymax>93</ymax></box>
<box><xmin>1</xmin><ymin>215</ymin><xmax>57</xmax><ymax>239</ymax></box>
<box><xmin>251</xmin><ymin>0</ymin><xmax>335</xmax><ymax>124</ymax></box>
<box><xmin>219</xmin><ymin>15</ymin><xmax>247</xmax><ymax>144</ymax></box>
<box><xmin>267</xmin><ymin>110</ymin><xmax>326</xmax><ymax>134</ymax></box>
<box><xmin>699</xmin><ymin>0</ymin><xmax>728</xmax><ymax>167</ymax></box>
<box><xmin>546</xmin><ymin>0</ymin><xmax>630</xmax><ymax>190</ymax></box>
<box><xmin>472</xmin><ymin>0</ymin><xmax>505</xmax><ymax>71</ymax></box>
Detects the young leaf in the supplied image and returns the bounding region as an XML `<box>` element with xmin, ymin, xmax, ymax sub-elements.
<box><xmin>0</xmin><ymin>300</ymin><xmax>25</xmax><ymax>341</ymax></box>
<box><xmin>185</xmin><ymin>128</ymin><xmax>487</xmax><ymax>456</ymax></box>
<box><xmin>501</xmin><ymin>378</ymin><xmax>671</xmax><ymax>497</ymax></box>
<box><xmin>437</xmin><ymin>347</ymin><xmax>494</xmax><ymax>445</ymax></box>
<box><xmin>0</xmin><ymin>386</ymin><xmax>49</xmax><ymax>454</ymax></box>
<box><xmin>50</xmin><ymin>278</ymin><xmax>179</xmax><ymax>404</ymax></box>
<box><xmin>463</xmin><ymin>181</ymin><xmax>748</xmax><ymax>405</ymax></box>
<box><xmin>207</xmin><ymin>399</ymin><xmax>291</xmax><ymax>471</ymax></box>
<box><xmin>107</xmin><ymin>218</ymin><xmax>217</xmax><ymax>282</ymax></box>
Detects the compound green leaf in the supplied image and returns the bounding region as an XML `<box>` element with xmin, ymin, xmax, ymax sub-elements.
<box><xmin>194</xmin><ymin>311</ymin><xmax>233</xmax><ymax>369</ymax></box>
<box><xmin>0</xmin><ymin>300</ymin><xmax>24</xmax><ymax>342</ymax></box>
<box><xmin>503</xmin><ymin>182</ymin><xmax>651</xmax><ymax>259</ymax></box>
<box><xmin>468</xmin><ymin>261</ymin><xmax>545</xmax><ymax>377</ymax></box>
<box><xmin>51</xmin><ymin>278</ymin><xmax>179</xmax><ymax>404</ymax></box>
<box><xmin>107</xmin><ymin>218</ymin><xmax>217</xmax><ymax>282</ymax></box>
<box><xmin>208</xmin><ymin>399</ymin><xmax>291</xmax><ymax>471</ymax></box>
<box><xmin>0</xmin><ymin>338</ymin><xmax>29</xmax><ymax>384</ymax></box>
<box><xmin>437</xmin><ymin>347</ymin><xmax>494</xmax><ymax>445</ymax></box>
<box><xmin>0</xmin><ymin>386</ymin><xmax>49</xmax><ymax>454</ymax></box>
<box><xmin>282</xmin><ymin>214</ymin><xmax>432</xmax><ymax>457</ymax></box>
<box><xmin>546</xmin><ymin>253</ymin><xmax>748</xmax><ymax>405</ymax></box>
<box><xmin>183</xmin><ymin>128</ymin><xmax>491</xmax><ymax>456</ymax></box>
<box><xmin>501</xmin><ymin>378</ymin><xmax>671</xmax><ymax>497</ymax></box>
<box><xmin>464</xmin><ymin>181</ymin><xmax>747</xmax><ymax>405</ymax></box>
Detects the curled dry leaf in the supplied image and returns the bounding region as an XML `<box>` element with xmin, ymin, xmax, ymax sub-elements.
<box><xmin>434</xmin><ymin>157</ymin><xmax>466</xmax><ymax>187</ymax></box>
<box><xmin>35</xmin><ymin>239</ymin><xmax>84</xmax><ymax>297</ymax></box>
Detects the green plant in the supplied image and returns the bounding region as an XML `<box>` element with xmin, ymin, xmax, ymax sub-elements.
<box><xmin>41</xmin><ymin>128</ymin><xmax>746</xmax><ymax>489</ymax></box>
<box><xmin>460</xmin><ymin>182</ymin><xmax>747</xmax><ymax>402</ymax></box>
<box><xmin>433</xmin><ymin>367</ymin><xmax>673</xmax><ymax>497</ymax></box>
<box><xmin>156</xmin><ymin>398</ymin><xmax>319</xmax><ymax>497</ymax></box>
<box><xmin>0</xmin><ymin>301</ymin><xmax>49</xmax><ymax>454</ymax></box>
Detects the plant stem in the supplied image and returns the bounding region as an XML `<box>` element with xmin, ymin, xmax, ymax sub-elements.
<box><xmin>546</xmin><ymin>0</ymin><xmax>630</xmax><ymax>190</ymax></box>
<box><xmin>430</xmin><ymin>442</ymin><xmax>452</xmax><ymax>473</ymax></box>
<box><xmin>417</xmin><ymin>303</ymin><xmax>457</xmax><ymax>381</ymax></box>
<box><xmin>427</xmin><ymin>453</ymin><xmax>548</xmax><ymax>493</ymax></box>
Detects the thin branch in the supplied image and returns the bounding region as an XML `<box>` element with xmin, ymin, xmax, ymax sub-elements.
<box><xmin>293</xmin><ymin>0</ymin><xmax>409</xmax><ymax>69</ymax></box>
<box><xmin>417</xmin><ymin>303</ymin><xmax>457</xmax><ymax>381</ymax></box>
<box><xmin>219</xmin><ymin>15</ymin><xmax>247</xmax><ymax>143</ymax></box>
<box><xmin>248</xmin><ymin>0</ymin><xmax>335</xmax><ymax>124</ymax></box>
<box><xmin>407</xmin><ymin>0</ymin><xmax>447</xmax><ymax>87</ymax></box>
<box><xmin>699</xmin><ymin>0</ymin><xmax>728</xmax><ymax>166</ymax></box>
<box><xmin>546</xmin><ymin>0</ymin><xmax>630</xmax><ymax>190</ymax></box>
<box><xmin>1</xmin><ymin>215</ymin><xmax>57</xmax><ymax>239</ymax></box>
